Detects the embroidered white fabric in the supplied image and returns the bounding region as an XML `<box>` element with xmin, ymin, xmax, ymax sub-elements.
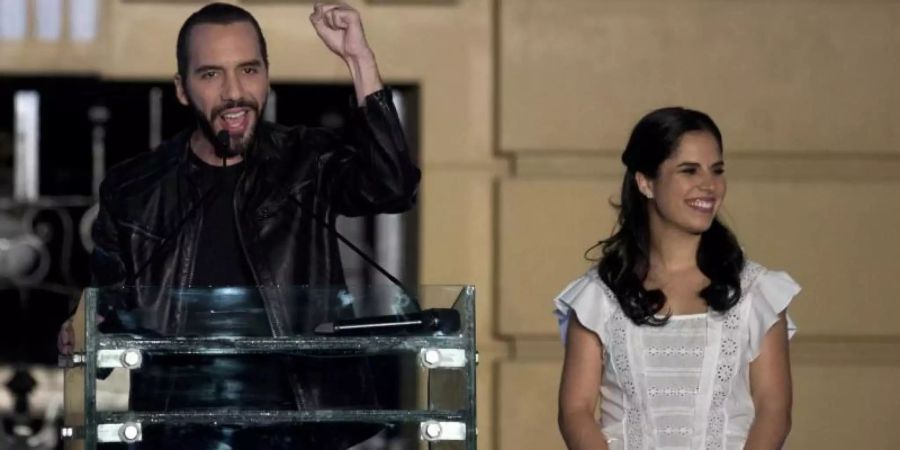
<box><xmin>554</xmin><ymin>261</ymin><xmax>799</xmax><ymax>449</ymax></box>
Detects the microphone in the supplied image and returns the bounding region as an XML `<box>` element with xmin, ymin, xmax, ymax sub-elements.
<box><xmin>286</xmin><ymin>194</ymin><xmax>427</xmax><ymax>338</ymax></box>
<box><xmin>285</xmin><ymin>195</ymin><xmax>419</xmax><ymax>310</ymax></box>
<box><xmin>314</xmin><ymin>308</ymin><xmax>460</xmax><ymax>336</ymax></box>
<box><xmin>213</xmin><ymin>130</ymin><xmax>230</xmax><ymax>159</ymax></box>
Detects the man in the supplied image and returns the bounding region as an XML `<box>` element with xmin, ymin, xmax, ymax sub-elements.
<box><xmin>59</xmin><ymin>3</ymin><xmax>419</xmax><ymax>448</ymax></box>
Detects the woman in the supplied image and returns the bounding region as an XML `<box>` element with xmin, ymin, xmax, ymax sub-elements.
<box><xmin>555</xmin><ymin>107</ymin><xmax>797</xmax><ymax>450</ymax></box>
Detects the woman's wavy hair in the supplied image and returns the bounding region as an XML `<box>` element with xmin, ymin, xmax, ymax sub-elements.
<box><xmin>594</xmin><ymin>106</ymin><xmax>744</xmax><ymax>326</ymax></box>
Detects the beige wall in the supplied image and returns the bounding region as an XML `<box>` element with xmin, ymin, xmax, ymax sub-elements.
<box><xmin>5</xmin><ymin>0</ymin><xmax>900</xmax><ymax>449</ymax></box>
<box><xmin>498</xmin><ymin>1</ymin><xmax>900</xmax><ymax>449</ymax></box>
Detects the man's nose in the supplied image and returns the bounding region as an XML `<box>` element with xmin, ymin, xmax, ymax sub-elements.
<box><xmin>221</xmin><ymin>72</ymin><xmax>244</xmax><ymax>101</ymax></box>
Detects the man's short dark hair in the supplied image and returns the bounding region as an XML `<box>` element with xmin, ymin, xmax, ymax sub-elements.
<box><xmin>176</xmin><ymin>3</ymin><xmax>269</xmax><ymax>81</ymax></box>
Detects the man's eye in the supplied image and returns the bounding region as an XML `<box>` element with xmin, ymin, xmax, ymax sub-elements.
<box><xmin>681</xmin><ymin>168</ymin><xmax>697</xmax><ymax>174</ymax></box>
<box><xmin>243</xmin><ymin>67</ymin><xmax>258</xmax><ymax>75</ymax></box>
<box><xmin>201</xmin><ymin>71</ymin><xmax>217</xmax><ymax>79</ymax></box>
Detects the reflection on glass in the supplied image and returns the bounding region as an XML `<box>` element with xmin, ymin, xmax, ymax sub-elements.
<box><xmin>69</xmin><ymin>285</ymin><xmax>476</xmax><ymax>449</ymax></box>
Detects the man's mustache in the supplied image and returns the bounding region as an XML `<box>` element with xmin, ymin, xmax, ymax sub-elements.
<box><xmin>210</xmin><ymin>99</ymin><xmax>260</xmax><ymax>119</ymax></box>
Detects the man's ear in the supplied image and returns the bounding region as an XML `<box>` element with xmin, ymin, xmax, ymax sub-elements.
<box><xmin>174</xmin><ymin>74</ymin><xmax>189</xmax><ymax>106</ymax></box>
<box><xmin>635</xmin><ymin>171</ymin><xmax>655</xmax><ymax>199</ymax></box>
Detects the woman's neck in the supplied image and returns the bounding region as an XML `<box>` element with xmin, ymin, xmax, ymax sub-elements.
<box><xmin>647</xmin><ymin>213</ymin><xmax>701</xmax><ymax>274</ymax></box>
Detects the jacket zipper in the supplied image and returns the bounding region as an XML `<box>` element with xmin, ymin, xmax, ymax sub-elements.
<box><xmin>233</xmin><ymin>169</ymin><xmax>286</xmax><ymax>338</ymax></box>
<box><xmin>233</xmin><ymin>169</ymin><xmax>307</xmax><ymax>410</ymax></box>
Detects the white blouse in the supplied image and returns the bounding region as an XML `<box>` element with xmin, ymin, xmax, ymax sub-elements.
<box><xmin>554</xmin><ymin>261</ymin><xmax>799</xmax><ymax>450</ymax></box>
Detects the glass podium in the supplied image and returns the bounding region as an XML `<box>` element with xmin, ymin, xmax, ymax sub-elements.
<box><xmin>61</xmin><ymin>285</ymin><xmax>476</xmax><ymax>449</ymax></box>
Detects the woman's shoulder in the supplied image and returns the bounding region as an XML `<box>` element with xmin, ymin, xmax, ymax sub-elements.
<box><xmin>739</xmin><ymin>260</ymin><xmax>800</xmax><ymax>295</ymax></box>
<box><xmin>739</xmin><ymin>260</ymin><xmax>767</xmax><ymax>288</ymax></box>
<box><xmin>738</xmin><ymin>259</ymin><xmax>801</xmax><ymax>358</ymax></box>
<box><xmin>553</xmin><ymin>267</ymin><xmax>620</xmax><ymax>343</ymax></box>
<box><xmin>557</xmin><ymin>267</ymin><xmax>618</xmax><ymax>304</ymax></box>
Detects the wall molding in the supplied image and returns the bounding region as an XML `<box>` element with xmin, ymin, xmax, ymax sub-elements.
<box><xmin>513</xmin><ymin>152</ymin><xmax>900</xmax><ymax>182</ymax></box>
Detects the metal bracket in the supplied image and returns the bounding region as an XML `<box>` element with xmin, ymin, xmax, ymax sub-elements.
<box><xmin>58</xmin><ymin>352</ymin><xmax>86</xmax><ymax>368</ymax></box>
<box><xmin>97</xmin><ymin>349</ymin><xmax>143</xmax><ymax>369</ymax></box>
<box><xmin>419</xmin><ymin>421</ymin><xmax>466</xmax><ymax>441</ymax></box>
<box><xmin>60</xmin><ymin>426</ymin><xmax>84</xmax><ymax>440</ymax></box>
<box><xmin>418</xmin><ymin>348</ymin><xmax>467</xmax><ymax>369</ymax></box>
<box><xmin>98</xmin><ymin>422</ymin><xmax>142</xmax><ymax>443</ymax></box>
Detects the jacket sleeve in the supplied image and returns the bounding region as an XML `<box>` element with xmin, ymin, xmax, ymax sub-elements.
<box><xmin>89</xmin><ymin>180</ymin><xmax>132</xmax><ymax>350</ymax></box>
<box><xmin>316</xmin><ymin>88</ymin><xmax>421</xmax><ymax>217</ymax></box>
<box><xmin>90</xmin><ymin>180</ymin><xmax>127</xmax><ymax>288</ymax></box>
<box><xmin>88</xmin><ymin>191</ymin><xmax>123</xmax><ymax>380</ymax></box>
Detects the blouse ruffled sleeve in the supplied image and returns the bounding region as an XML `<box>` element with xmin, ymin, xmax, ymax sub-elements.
<box><xmin>747</xmin><ymin>269</ymin><xmax>801</xmax><ymax>360</ymax></box>
<box><xmin>553</xmin><ymin>269</ymin><xmax>616</xmax><ymax>345</ymax></box>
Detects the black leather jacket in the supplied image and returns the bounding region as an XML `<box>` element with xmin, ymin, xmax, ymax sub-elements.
<box><xmin>89</xmin><ymin>90</ymin><xmax>418</xmax><ymax>448</ymax></box>
<box><xmin>91</xmin><ymin>89</ymin><xmax>420</xmax><ymax>336</ymax></box>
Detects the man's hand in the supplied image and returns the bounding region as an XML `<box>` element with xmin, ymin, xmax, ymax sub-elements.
<box><xmin>57</xmin><ymin>315</ymin><xmax>104</xmax><ymax>356</ymax></box>
<box><xmin>310</xmin><ymin>2</ymin><xmax>383</xmax><ymax>102</ymax></box>
<box><xmin>58</xmin><ymin>318</ymin><xmax>75</xmax><ymax>356</ymax></box>
<box><xmin>310</xmin><ymin>2</ymin><xmax>373</xmax><ymax>62</ymax></box>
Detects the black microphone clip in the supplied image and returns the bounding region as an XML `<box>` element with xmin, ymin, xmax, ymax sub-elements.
<box><xmin>213</xmin><ymin>130</ymin><xmax>231</xmax><ymax>159</ymax></box>
<box><xmin>314</xmin><ymin>308</ymin><xmax>461</xmax><ymax>336</ymax></box>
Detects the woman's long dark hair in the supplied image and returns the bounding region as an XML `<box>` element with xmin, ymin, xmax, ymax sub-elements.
<box><xmin>596</xmin><ymin>107</ymin><xmax>744</xmax><ymax>326</ymax></box>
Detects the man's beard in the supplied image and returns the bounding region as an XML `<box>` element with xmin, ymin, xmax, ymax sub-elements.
<box><xmin>190</xmin><ymin>98</ymin><xmax>264</xmax><ymax>159</ymax></box>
